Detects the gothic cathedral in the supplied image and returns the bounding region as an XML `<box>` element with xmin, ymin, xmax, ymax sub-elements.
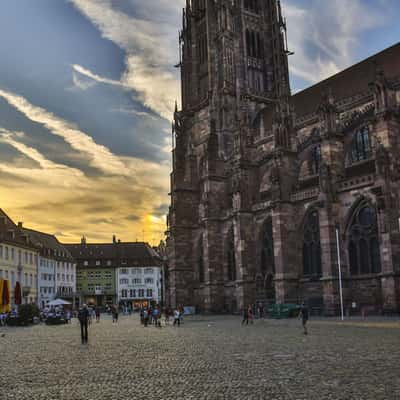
<box><xmin>167</xmin><ymin>0</ymin><xmax>400</xmax><ymax>315</ymax></box>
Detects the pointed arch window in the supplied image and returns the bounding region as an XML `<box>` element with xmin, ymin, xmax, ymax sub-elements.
<box><xmin>350</xmin><ymin>126</ymin><xmax>371</xmax><ymax>164</ymax></box>
<box><xmin>303</xmin><ymin>210</ymin><xmax>322</xmax><ymax>277</ymax></box>
<box><xmin>260</xmin><ymin>218</ymin><xmax>275</xmax><ymax>275</ymax></box>
<box><xmin>227</xmin><ymin>228</ymin><xmax>236</xmax><ymax>281</ymax></box>
<box><xmin>310</xmin><ymin>144</ymin><xmax>321</xmax><ymax>175</ymax></box>
<box><xmin>198</xmin><ymin>236</ymin><xmax>205</xmax><ymax>283</ymax></box>
<box><xmin>347</xmin><ymin>202</ymin><xmax>381</xmax><ymax>275</ymax></box>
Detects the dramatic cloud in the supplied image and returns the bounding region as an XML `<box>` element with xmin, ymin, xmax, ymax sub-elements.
<box><xmin>69</xmin><ymin>0</ymin><xmax>184</xmax><ymax>120</ymax></box>
<box><xmin>283</xmin><ymin>0</ymin><xmax>390</xmax><ymax>88</ymax></box>
<box><xmin>0</xmin><ymin>88</ymin><xmax>128</xmax><ymax>176</ymax></box>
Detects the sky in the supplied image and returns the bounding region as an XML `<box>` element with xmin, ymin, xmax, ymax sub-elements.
<box><xmin>0</xmin><ymin>0</ymin><xmax>398</xmax><ymax>245</ymax></box>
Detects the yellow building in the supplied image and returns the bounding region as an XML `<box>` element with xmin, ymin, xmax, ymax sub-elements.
<box><xmin>0</xmin><ymin>209</ymin><xmax>39</xmax><ymax>306</ymax></box>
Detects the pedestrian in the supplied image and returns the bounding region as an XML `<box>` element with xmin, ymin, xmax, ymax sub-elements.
<box><xmin>248</xmin><ymin>305</ymin><xmax>254</xmax><ymax>324</ymax></box>
<box><xmin>299</xmin><ymin>302</ymin><xmax>309</xmax><ymax>335</ymax></box>
<box><xmin>78</xmin><ymin>304</ymin><xmax>89</xmax><ymax>344</ymax></box>
<box><xmin>173</xmin><ymin>308</ymin><xmax>180</xmax><ymax>326</ymax></box>
<box><xmin>95</xmin><ymin>307</ymin><xmax>100</xmax><ymax>323</ymax></box>
<box><xmin>112</xmin><ymin>305</ymin><xmax>119</xmax><ymax>323</ymax></box>
<box><xmin>241</xmin><ymin>306</ymin><xmax>249</xmax><ymax>325</ymax></box>
<box><xmin>66</xmin><ymin>310</ymin><xmax>71</xmax><ymax>324</ymax></box>
<box><xmin>143</xmin><ymin>309</ymin><xmax>149</xmax><ymax>327</ymax></box>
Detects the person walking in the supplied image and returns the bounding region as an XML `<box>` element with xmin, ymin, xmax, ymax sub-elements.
<box><xmin>241</xmin><ymin>306</ymin><xmax>249</xmax><ymax>325</ymax></box>
<box><xmin>299</xmin><ymin>302</ymin><xmax>309</xmax><ymax>335</ymax></box>
<box><xmin>112</xmin><ymin>305</ymin><xmax>119</xmax><ymax>323</ymax></box>
<box><xmin>248</xmin><ymin>305</ymin><xmax>254</xmax><ymax>324</ymax></box>
<box><xmin>78</xmin><ymin>304</ymin><xmax>89</xmax><ymax>344</ymax></box>
<box><xmin>95</xmin><ymin>307</ymin><xmax>100</xmax><ymax>323</ymax></box>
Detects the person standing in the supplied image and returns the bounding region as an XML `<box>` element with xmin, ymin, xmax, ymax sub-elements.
<box><xmin>78</xmin><ymin>304</ymin><xmax>89</xmax><ymax>344</ymax></box>
<box><xmin>299</xmin><ymin>302</ymin><xmax>309</xmax><ymax>335</ymax></box>
<box><xmin>248</xmin><ymin>305</ymin><xmax>254</xmax><ymax>324</ymax></box>
<box><xmin>173</xmin><ymin>308</ymin><xmax>180</xmax><ymax>326</ymax></box>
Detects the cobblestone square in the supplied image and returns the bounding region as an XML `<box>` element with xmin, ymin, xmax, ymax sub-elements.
<box><xmin>0</xmin><ymin>316</ymin><xmax>399</xmax><ymax>400</ymax></box>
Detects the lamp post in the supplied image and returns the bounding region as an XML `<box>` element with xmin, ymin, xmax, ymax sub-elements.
<box><xmin>335</xmin><ymin>225</ymin><xmax>344</xmax><ymax>321</ymax></box>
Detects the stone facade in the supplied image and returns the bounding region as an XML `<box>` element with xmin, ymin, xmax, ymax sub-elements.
<box><xmin>167</xmin><ymin>0</ymin><xmax>400</xmax><ymax>314</ymax></box>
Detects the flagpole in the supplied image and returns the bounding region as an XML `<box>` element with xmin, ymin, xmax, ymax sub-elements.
<box><xmin>335</xmin><ymin>226</ymin><xmax>344</xmax><ymax>321</ymax></box>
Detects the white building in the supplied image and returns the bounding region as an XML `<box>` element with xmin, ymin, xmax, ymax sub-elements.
<box><xmin>117</xmin><ymin>266</ymin><xmax>162</xmax><ymax>308</ymax></box>
<box><xmin>23</xmin><ymin>228</ymin><xmax>76</xmax><ymax>308</ymax></box>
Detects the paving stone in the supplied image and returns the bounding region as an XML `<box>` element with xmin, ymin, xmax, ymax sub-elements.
<box><xmin>0</xmin><ymin>316</ymin><xmax>399</xmax><ymax>399</ymax></box>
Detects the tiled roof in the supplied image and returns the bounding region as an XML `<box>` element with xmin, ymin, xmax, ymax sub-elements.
<box><xmin>64</xmin><ymin>241</ymin><xmax>161</xmax><ymax>267</ymax></box>
<box><xmin>22</xmin><ymin>227</ymin><xmax>73</xmax><ymax>261</ymax></box>
<box><xmin>0</xmin><ymin>209</ymin><xmax>37</xmax><ymax>250</ymax></box>
<box><xmin>292</xmin><ymin>42</ymin><xmax>400</xmax><ymax>118</ymax></box>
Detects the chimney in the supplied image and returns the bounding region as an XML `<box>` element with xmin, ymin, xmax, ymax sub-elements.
<box><xmin>81</xmin><ymin>236</ymin><xmax>86</xmax><ymax>245</ymax></box>
<box><xmin>113</xmin><ymin>235</ymin><xmax>116</xmax><ymax>244</ymax></box>
<box><xmin>18</xmin><ymin>222</ymin><xmax>23</xmax><ymax>229</ymax></box>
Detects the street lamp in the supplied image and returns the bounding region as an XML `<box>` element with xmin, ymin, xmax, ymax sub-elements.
<box><xmin>335</xmin><ymin>225</ymin><xmax>344</xmax><ymax>321</ymax></box>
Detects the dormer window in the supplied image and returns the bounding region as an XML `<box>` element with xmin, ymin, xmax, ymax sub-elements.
<box><xmin>350</xmin><ymin>126</ymin><xmax>371</xmax><ymax>164</ymax></box>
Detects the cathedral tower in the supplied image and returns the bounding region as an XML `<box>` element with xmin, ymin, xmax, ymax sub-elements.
<box><xmin>167</xmin><ymin>0</ymin><xmax>292</xmax><ymax>311</ymax></box>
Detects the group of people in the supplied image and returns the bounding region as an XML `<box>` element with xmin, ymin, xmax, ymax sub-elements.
<box><xmin>242</xmin><ymin>302</ymin><xmax>310</xmax><ymax>334</ymax></box>
<box><xmin>139</xmin><ymin>306</ymin><xmax>184</xmax><ymax>327</ymax></box>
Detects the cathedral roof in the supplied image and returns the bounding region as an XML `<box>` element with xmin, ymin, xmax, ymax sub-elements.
<box><xmin>292</xmin><ymin>42</ymin><xmax>400</xmax><ymax>118</ymax></box>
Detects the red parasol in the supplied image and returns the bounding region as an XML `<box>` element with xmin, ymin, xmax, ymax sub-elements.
<box><xmin>14</xmin><ymin>281</ymin><xmax>22</xmax><ymax>305</ymax></box>
<box><xmin>2</xmin><ymin>279</ymin><xmax>10</xmax><ymax>305</ymax></box>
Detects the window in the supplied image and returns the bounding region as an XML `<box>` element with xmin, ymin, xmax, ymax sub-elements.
<box><xmin>260</xmin><ymin>219</ymin><xmax>275</xmax><ymax>275</ymax></box>
<box><xmin>147</xmin><ymin>289</ymin><xmax>153</xmax><ymax>298</ymax></box>
<box><xmin>129</xmin><ymin>289</ymin><xmax>135</xmax><ymax>298</ymax></box>
<box><xmin>24</xmin><ymin>252</ymin><xmax>28</xmax><ymax>264</ymax></box>
<box><xmin>303</xmin><ymin>210</ymin><xmax>322</xmax><ymax>277</ymax></box>
<box><xmin>246</xmin><ymin>29</ymin><xmax>263</xmax><ymax>58</ymax></box>
<box><xmin>348</xmin><ymin>202</ymin><xmax>381</xmax><ymax>275</ymax></box>
<box><xmin>11</xmin><ymin>271</ymin><xmax>15</xmax><ymax>285</ymax></box>
<box><xmin>121</xmin><ymin>289</ymin><xmax>128</xmax><ymax>298</ymax></box>
<box><xmin>5</xmin><ymin>270</ymin><xmax>8</xmax><ymax>279</ymax></box>
<box><xmin>95</xmin><ymin>260</ymin><xmax>101</xmax><ymax>266</ymax></box>
<box><xmin>0</xmin><ymin>245</ymin><xmax>3</xmax><ymax>258</ymax></box>
<box><xmin>24</xmin><ymin>273</ymin><xmax>28</xmax><ymax>285</ymax></box>
<box><xmin>144</xmin><ymin>268</ymin><xmax>154</xmax><ymax>274</ymax></box>
<box><xmin>0</xmin><ymin>270</ymin><xmax>2</xmax><ymax>278</ymax></box>
<box><xmin>244</xmin><ymin>0</ymin><xmax>259</xmax><ymax>14</ymax></box>
<box><xmin>83</xmin><ymin>261</ymin><xmax>88</xmax><ymax>266</ymax></box>
<box><xmin>350</xmin><ymin>126</ymin><xmax>371</xmax><ymax>164</ymax></box>
<box><xmin>133</xmin><ymin>279</ymin><xmax>141</xmax><ymax>284</ymax></box>
<box><xmin>145</xmin><ymin>278</ymin><xmax>154</xmax><ymax>284</ymax></box>
<box><xmin>198</xmin><ymin>236</ymin><xmax>205</xmax><ymax>283</ymax></box>
<box><xmin>138</xmin><ymin>289</ymin><xmax>145</xmax><ymax>297</ymax></box>
<box><xmin>120</xmin><ymin>278</ymin><xmax>129</xmax><ymax>285</ymax></box>
<box><xmin>107</xmin><ymin>260</ymin><xmax>112</xmax><ymax>266</ymax></box>
<box><xmin>310</xmin><ymin>144</ymin><xmax>321</xmax><ymax>175</ymax></box>
<box><xmin>227</xmin><ymin>228</ymin><xmax>236</xmax><ymax>281</ymax></box>
<box><xmin>5</xmin><ymin>247</ymin><xmax>8</xmax><ymax>260</ymax></box>
<box><xmin>120</xmin><ymin>269</ymin><xmax>129</xmax><ymax>275</ymax></box>
<box><xmin>11</xmin><ymin>248</ymin><xmax>14</xmax><ymax>260</ymax></box>
<box><xmin>30</xmin><ymin>253</ymin><xmax>33</xmax><ymax>264</ymax></box>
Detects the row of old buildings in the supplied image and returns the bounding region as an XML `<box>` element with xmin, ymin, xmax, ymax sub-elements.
<box><xmin>0</xmin><ymin>208</ymin><xmax>164</xmax><ymax>310</ymax></box>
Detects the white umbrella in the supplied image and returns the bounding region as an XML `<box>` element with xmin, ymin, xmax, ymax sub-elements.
<box><xmin>48</xmin><ymin>299</ymin><xmax>71</xmax><ymax>306</ymax></box>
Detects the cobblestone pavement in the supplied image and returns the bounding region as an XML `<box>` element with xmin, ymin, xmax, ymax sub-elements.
<box><xmin>0</xmin><ymin>315</ymin><xmax>399</xmax><ymax>400</ymax></box>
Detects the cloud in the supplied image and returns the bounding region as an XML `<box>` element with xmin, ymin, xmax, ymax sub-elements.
<box><xmin>69</xmin><ymin>0</ymin><xmax>183</xmax><ymax>120</ymax></box>
<box><xmin>72</xmin><ymin>63</ymin><xmax>124</xmax><ymax>88</ymax></box>
<box><xmin>283</xmin><ymin>0</ymin><xmax>390</xmax><ymax>88</ymax></box>
<box><xmin>0</xmin><ymin>88</ymin><xmax>128</xmax><ymax>176</ymax></box>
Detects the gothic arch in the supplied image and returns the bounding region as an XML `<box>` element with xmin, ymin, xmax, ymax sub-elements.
<box><xmin>226</xmin><ymin>226</ymin><xmax>237</xmax><ymax>281</ymax></box>
<box><xmin>302</xmin><ymin>208</ymin><xmax>322</xmax><ymax>277</ymax></box>
<box><xmin>197</xmin><ymin>234</ymin><xmax>205</xmax><ymax>283</ymax></box>
<box><xmin>345</xmin><ymin>198</ymin><xmax>381</xmax><ymax>275</ymax></box>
